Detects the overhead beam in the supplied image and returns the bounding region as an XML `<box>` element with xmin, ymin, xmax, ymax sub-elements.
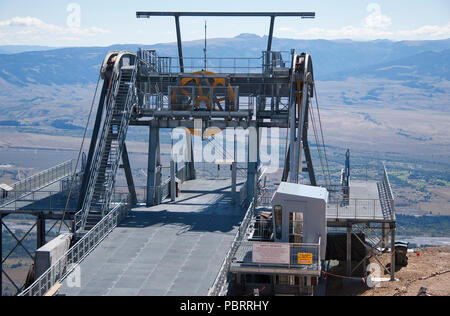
<box><xmin>137</xmin><ymin>12</ymin><xmax>315</xmax><ymax>73</ymax></box>
<box><xmin>136</xmin><ymin>12</ymin><xmax>315</xmax><ymax>18</ymax></box>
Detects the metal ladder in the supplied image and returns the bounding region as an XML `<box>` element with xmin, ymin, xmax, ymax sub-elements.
<box><xmin>78</xmin><ymin>60</ymin><xmax>137</xmax><ymax>232</ymax></box>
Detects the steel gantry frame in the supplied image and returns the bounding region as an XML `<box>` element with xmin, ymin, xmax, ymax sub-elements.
<box><xmin>131</xmin><ymin>12</ymin><xmax>319</xmax><ymax>210</ymax></box>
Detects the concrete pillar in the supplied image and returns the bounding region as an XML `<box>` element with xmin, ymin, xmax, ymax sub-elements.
<box><xmin>346</xmin><ymin>226</ymin><xmax>352</xmax><ymax>277</ymax></box>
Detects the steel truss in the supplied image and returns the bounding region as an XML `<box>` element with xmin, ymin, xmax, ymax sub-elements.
<box><xmin>343</xmin><ymin>221</ymin><xmax>396</xmax><ymax>282</ymax></box>
<box><xmin>0</xmin><ymin>214</ymin><xmax>71</xmax><ymax>296</ymax></box>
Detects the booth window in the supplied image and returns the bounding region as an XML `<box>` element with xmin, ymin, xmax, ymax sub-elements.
<box><xmin>289</xmin><ymin>212</ymin><xmax>304</xmax><ymax>244</ymax></box>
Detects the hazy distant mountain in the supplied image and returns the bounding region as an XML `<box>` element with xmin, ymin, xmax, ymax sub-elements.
<box><xmin>326</xmin><ymin>49</ymin><xmax>450</xmax><ymax>81</ymax></box>
<box><xmin>0</xmin><ymin>35</ymin><xmax>449</xmax><ymax>86</ymax></box>
<box><xmin>0</xmin><ymin>45</ymin><xmax>58</xmax><ymax>54</ymax></box>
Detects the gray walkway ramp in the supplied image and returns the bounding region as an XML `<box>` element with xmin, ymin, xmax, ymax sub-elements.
<box><xmin>60</xmin><ymin>179</ymin><xmax>245</xmax><ymax>296</ymax></box>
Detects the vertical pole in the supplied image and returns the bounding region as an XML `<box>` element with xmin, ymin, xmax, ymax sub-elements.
<box><xmin>170</xmin><ymin>160</ymin><xmax>176</xmax><ymax>202</ymax></box>
<box><xmin>390</xmin><ymin>223</ymin><xmax>396</xmax><ymax>281</ymax></box>
<box><xmin>147</xmin><ymin>124</ymin><xmax>161</xmax><ymax>206</ymax></box>
<box><xmin>247</xmin><ymin>127</ymin><xmax>259</xmax><ymax>204</ymax></box>
<box><xmin>36</xmin><ymin>214</ymin><xmax>46</xmax><ymax>249</ymax></box>
<box><xmin>175</xmin><ymin>15</ymin><xmax>184</xmax><ymax>73</ymax></box>
<box><xmin>289</xmin><ymin>53</ymin><xmax>297</xmax><ymax>183</ymax></box>
<box><xmin>232</xmin><ymin>129</ymin><xmax>237</xmax><ymax>204</ymax></box>
<box><xmin>346</xmin><ymin>225</ymin><xmax>352</xmax><ymax>277</ymax></box>
<box><xmin>185</xmin><ymin>130</ymin><xmax>195</xmax><ymax>180</ymax></box>
<box><xmin>267</xmin><ymin>16</ymin><xmax>275</xmax><ymax>52</ymax></box>
<box><xmin>0</xmin><ymin>215</ymin><xmax>2</xmax><ymax>296</ymax></box>
<box><xmin>122</xmin><ymin>143</ymin><xmax>137</xmax><ymax>205</ymax></box>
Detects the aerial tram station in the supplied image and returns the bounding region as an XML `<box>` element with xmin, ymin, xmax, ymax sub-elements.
<box><xmin>0</xmin><ymin>12</ymin><xmax>396</xmax><ymax>297</ymax></box>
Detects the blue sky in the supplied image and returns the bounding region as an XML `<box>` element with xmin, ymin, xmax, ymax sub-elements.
<box><xmin>0</xmin><ymin>0</ymin><xmax>449</xmax><ymax>46</ymax></box>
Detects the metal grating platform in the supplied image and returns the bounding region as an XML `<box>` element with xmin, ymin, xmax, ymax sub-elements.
<box><xmin>58</xmin><ymin>179</ymin><xmax>246</xmax><ymax>296</ymax></box>
<box><xmin>326</xmin><ymin>180</ymin><xmax>393</xmax><ymax>222</ymax></box>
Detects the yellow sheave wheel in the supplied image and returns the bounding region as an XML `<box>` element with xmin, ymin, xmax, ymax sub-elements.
<box><xmin>171</xmin><ymin>71</ymin><xmax>235</xmax><ymax>112</ymax></box>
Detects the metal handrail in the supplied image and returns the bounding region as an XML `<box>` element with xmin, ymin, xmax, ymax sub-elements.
<box><xmin>0</xmin><ymin>190</ymin><xmax>79</xmax><ymax>213</ymax></box>
<box><xmin>232</xmin><ymin>239</ymin><xmax>322</xmax><ymax>271</ymax></box>
<box><xmin>383</xmin><ymin>163</ymin><xmax>395</xmax><ymax>218</ymax></box>
<box><xmin>19</xmin><ymin>196</ymin><xmax>131</xmax><ymax>296</ymax></box>
<box><xmin>208</xmin><ymin>199</ymin><xmax>255</xmax><ymax>296</ymax></box>
<box><xmin>79</xmin><ymin>54</ymin><xmax>138</xmax><ymax>231</ymax></box>
<box><xmin>328</xmin><ymin>197</ymin><xmax>382</xmax><ymax>220</ymax></box>
<box><xmin>0</xmin><ymin>160</ymin><xmax>74</xmax><ymax>207</ymax></box>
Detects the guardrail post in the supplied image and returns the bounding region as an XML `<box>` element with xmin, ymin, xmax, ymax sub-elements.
<box><xmin>373</xmin><ymin>199</ymin><xmax>376</xmax><ymax>219</ymax></box>
<box><xmin>346</xmin><ymin>226</ymin><xmax>352</xmax><ymax>277</ymax></box>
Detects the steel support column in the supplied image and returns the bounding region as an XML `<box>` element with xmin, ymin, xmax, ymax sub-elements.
<box><xmin>170</xmin><ymin>160</ymin><xmax>176</xmax><ymax>202</ymax></box>
<box><xmin>346</xmin><ymin>226</ymin><xmax>352</xmax><ymax>277</ymax></box>
<box><xmin>174</xmin><ymin>15</ymin><xmax>184</xmax><ymax>73</ymax></box>
<box><xmin>267</xmin><ymin>16</ymin><xmax>275</xmax><ymax>52</ymax></box>
<box><xmin>0</xmin><ymin>214</ymin><xmax>2</xmax><ymax>296</ymax></box>
<box><xmin>288</xmin><ymin>54</ymin><xmax>298</xmax><ymax>183</ymax></box>
<box><xmin>147</xmin><ymin>125</ymin><xmax>161</xmax><ymax>206</ymax></box>
<box><xmin>78</xmin><ymin>81</ymin><xmax>109</xmax><ymax>210</ymax></box>
<box><xmin>231</xmin><ymin>162</ymin><xmax>237</xmax><ymax>204</ymax></box>
<box><xmin>247</xmin><ymin>127</ymin><xmax>259</xmax><ymax>203</ymax></box>
<box><xmin>293</xmin><ymin>63</ymin><xmax>310</xmax><ymax>184</ymax></box>
<box><xmin>36</xmin><ymin>214</ymin><xmax>46</xmax><ymax>249</ymax></box>
<box><xmin>390</xmin><ymin>223</ymin><xmax>396</xmax><ymax>281</ymax></box>
<box><xmin>185</xmin><ymin>130</ymin><xmax>195</xmax><ymax>180</ymax></box>
<box><xmin>121</xmin><ymin>143</ymin><xmax>137</xmax><ymax>205</ymax></box>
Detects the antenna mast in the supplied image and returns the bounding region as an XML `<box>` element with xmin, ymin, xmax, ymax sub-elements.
<box><xmin>203</xmin><ymin>20</ymin><xmax>207</xmax><ymax>70</ymax></box>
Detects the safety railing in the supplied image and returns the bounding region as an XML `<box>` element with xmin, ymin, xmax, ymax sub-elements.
<box><xmin>262</xmin><ymin>51</ymin><xmax>292</xmax><ymax>74</ymax></box>
<box><xmin>0</xmin><ymin>190</ymin><xmax>78</xmax><ymax>213</ymax></box>
<box><xmin>208</xmin><ymin>198</ymin><xmax>256</xmax><ymax>296</ymax></box>
<box><xmin>231</xmin><ymin>238</ymin><xmax>321</xmax><ymax>272</ymax></box>
<box><xmin>257</xmin><ymin>187</ymin><xmax>275</xmax><ymax>207</ymax></box>
<box><xmin>248</xmin><ymin>218</ymin><xmax>273</xmax><ymax>241</ymax></box>
<box><xmin>152</xmin><ymin>56</ymin><xmax>264</xmax><ymax>74</ymax></box>
<box><xmin>382</xmin><ymin>164</ymin><xmax>395</xmax><ymax>216</ymax></box>
<box><xmin>327</xmin><ymin>198</ymin><xmax>383</xmax><ymax>220</ymax></box>
<box><xmin>19</xmin><ymin>196</ymin><xmax>132</xmax><ymax>296</ymax></box>
<box><xmin>112</xmin><ymin>179</ymin><xmax>171</xmax><ymax>206</ymax></box>
<box><xmin>0</xmin><ymin>160</ymin><xmax>74</xmax><ymax>207</ymax></box>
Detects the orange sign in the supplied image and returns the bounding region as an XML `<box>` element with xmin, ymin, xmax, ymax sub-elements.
<box><xmin>297</xmin><ymin>253</ymin><xmax>313</xmax><ymax>265</ymax></box>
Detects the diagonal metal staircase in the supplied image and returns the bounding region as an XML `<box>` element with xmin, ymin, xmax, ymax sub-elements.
<box><xmin>77</xmin><ymin>53</ymin><xmax>138</xmax><ymax>233</ymax></box>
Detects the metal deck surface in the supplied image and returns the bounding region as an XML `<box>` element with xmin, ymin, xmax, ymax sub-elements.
<box><xmin>0</xmin><ymin>182</ymin><xmax>77</xmax><ymax>214</ymax></box>
<box><xmin>326</xmin><ymin>180</ymin><xmax>387</xmax><ymax>221</ymax></box>
<box><xmin>59</xmin><ymin>178</ymin><xmax>245</xmax><ymax>296</ymax></box>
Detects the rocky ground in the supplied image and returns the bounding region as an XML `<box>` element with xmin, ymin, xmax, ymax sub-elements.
<box><xmin>326</xmin><ymin>246</ymin><xmax>450</xmax><ymax>296</ymax></box>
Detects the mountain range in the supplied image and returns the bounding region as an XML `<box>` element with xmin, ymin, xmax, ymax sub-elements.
<box><xmin>0</xmin><ymin>34</ymin><xmax>449</xmax><ymax>86</ymax></box>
